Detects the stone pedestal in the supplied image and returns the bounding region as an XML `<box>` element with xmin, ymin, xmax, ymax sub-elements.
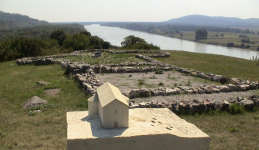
<box><xmin>67</xmin><ymin>108</ymin><xmax>210</xmax><ymax>150</ymax></box>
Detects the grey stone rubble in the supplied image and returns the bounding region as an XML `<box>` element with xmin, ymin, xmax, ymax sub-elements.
<box><xmin>22</xmin><ymin>96</ymin><xmax>48</xmax><ymax>109</ymax></box>
<box><xmin>61</xmin><ymin>62</ymin><xmax>104</xmax><ymax>94</ymax></box>
<box><xmin>127</xmin><ymin>83</ymin><xmax>258</xmax><ymax>99</ymax></box>
<box><xmin>129</xmin><ymin>95</ymin><xmax>259</xmax><ymax>113</ymax></box>
<box><xmin>16</xmin><ymin>49</ymin><xmax>170</xmax><ymax>65</ymax></box>
<box><xmin>37</xmin><ymin>81</ymin><xmax>51</xmax><ymax>85</ymax></box>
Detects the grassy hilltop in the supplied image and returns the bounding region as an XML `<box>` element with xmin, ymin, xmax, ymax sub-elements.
<box><xmin>0</xmin><ymin>51</ymin><xmax>259</xmax><ymax>149</ymax></box>
<box><xmin>1</xmin><ymin>11</ymin><xmax>259</xmax><ymax>149</ymax></box>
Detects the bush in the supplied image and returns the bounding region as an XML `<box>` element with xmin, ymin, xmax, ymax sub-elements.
<box><xmin>121</xmin><ymin>35</ymin><xmax>160</xmax><ymax>50</ymax></box>
<box><xmin>158</xmin><ymin>82</ymin><xmax>164</xmax><ymax>86</ymax></box>
<box><xmin>129</xmin><ymin>74</ymin><xmax>132</xmax><ymax>77</ymax></box>
<box><xmin>229</xmin><ymin>127</ymin><xmax>239</xmax><ymax>132</ymax></box>
<box><xmin>185</xmin><ymin>79</ymin><xmax>192</xmax><ymax>86</ymax></box>
<box><xmin>63</xmin><ymin>34</ymin><xmax>91</xmax><ymax>50</ymax></box>
<box><xmin>219</xmin><ymin>76</ymin><xmax>230</xmax><ymax>84</ymax></box>
<box><xmin>241</xmin><ymin>39</ymin><xmax>247</xmax><ymax>43</ymax></box>
<box><xmin>227</xmin><ymin>42</ymin><xmax>235</xmax><ymax>47</ymax></box>
<box><xmin>155</xmin><ymin>70</ymin><xmax>164</xmax><ymax>74</ymax></box>
<box><xmin>149</xmin><ymin>75</ymin><xmax>157</xmax><ymax>79</ymax></box>
<box><xmin>138</xmin><ymin>78</ymin><xmax>146</xmax><ymax>87</ymax></box>
<box><xmin>0</xmin><ymin>37</ymin><xmax>58</xmax><ymax>62</ymax></box>
<box><xmin>229</xmin><ymin>104</ymin><xmax>244</xmax><ymax>115</ymax></box>
<box><xmin>239</xmin><ymin>35</ymin><xmax>247</xmax><ymax>38</ymax></box>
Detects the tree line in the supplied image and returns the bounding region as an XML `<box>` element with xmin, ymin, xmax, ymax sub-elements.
<box><xmin>101</xmin><ymin>22</ymin><xmax>256</xmax><ymax>34</ymax></box>
<box><xmin>0</xmin><ymin>24</ymin><xmax>112</xmax><ymax>62</ymax></box>
<box><xmin>0</xmin><ymin>11</ymin><xmax>48</xmax><ymax>30</ymax></box>
<box><xmin>0</xmin><ymin>24</ymin><xmax>86</xmax><ymax>41</ymax></box>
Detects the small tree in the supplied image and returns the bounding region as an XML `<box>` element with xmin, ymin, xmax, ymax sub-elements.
<box><xmin>121</xmin><ymin>35</ymin><xmax>146</xmax><ymax>47</ymax></box>
<box><xmin>227</xmin><ymin>42</ymin><xmax>235</xmax><ymax>47</ymax></box>
<box><xmin>80</xmin><ymin>31</ymin><xmax>91</xmax><ymax>36</ymax></box>
<box><xmin>102</xmin><ymin>41</ymin><xmax>111</xmax><ymax>49</ymax></box>
<box><xmin>50</xmin><ymin>30</ymin><xmax>66</xmax><ymax>46</ymax></box>
<box><xmin>180</xmin><ymin>32</ymin><xmax>183</xmax><ymax>38</ymax></box>
<box><xmin>195</xmin><ymin>29</ymin><xmax>208</xmax><ymax>41</ymax></box>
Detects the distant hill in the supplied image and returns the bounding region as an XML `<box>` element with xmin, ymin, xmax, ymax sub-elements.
<box><xmin>165</xmin><ymin>15</ymin><xmax>259</xmax><ymax>27</ymax></box>
<box><xmin>0</xmin><ymin>11</ymin><xmax>48</xmax><ymax>29</ymax></box>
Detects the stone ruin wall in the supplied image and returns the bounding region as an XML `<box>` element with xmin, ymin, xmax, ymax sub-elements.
<box><xmin>16</xmin><ymin>49</ymin><xmax>259</xmax><ymax>114</ymax></box>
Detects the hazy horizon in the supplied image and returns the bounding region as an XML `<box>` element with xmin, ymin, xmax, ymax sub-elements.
<box><xmin>1</xmin><ymin>0</ymin><xmax>258</xmax><ymax>22</ymax></box>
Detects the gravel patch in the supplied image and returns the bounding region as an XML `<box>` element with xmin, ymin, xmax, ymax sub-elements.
<box><xmin>96</xmin><ymin>71</ymin><xmax>256</xmax><ymax>104</ymax></box>
<box><xmin>97</xmin><ymin>71</ymin><xmax>219</xmax><ymax>93</ymax></box>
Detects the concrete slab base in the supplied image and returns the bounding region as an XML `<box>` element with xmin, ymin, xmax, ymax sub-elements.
<box><xmin>67</xmin><ymin>108</ymin><xmax>210</xmax><ymax>150</ymax></box>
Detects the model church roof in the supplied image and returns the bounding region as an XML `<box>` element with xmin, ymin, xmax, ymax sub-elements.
<box><xmin>96</xmin><ymin>82</ymin><xmax>129</xmax><ymax>107</ymax></box>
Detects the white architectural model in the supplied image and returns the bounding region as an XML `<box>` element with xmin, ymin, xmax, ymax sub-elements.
<box><xmin>88</xmin><ymin>82</ymin><xmax>129</xmax><ymax>128</ymax></box>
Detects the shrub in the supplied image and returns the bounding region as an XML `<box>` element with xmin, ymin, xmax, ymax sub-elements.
<box><xmin>229</xmin><ymin>127</ymin><xmax>239</xmax><ymax>132</ymax></box>
<box><xmin>239</xmin><ymin>35</ymin><xmax>247</xmax><ymax>38</ymax></box>
<box><xmin>241</xmin><ymin>39</ymin><xmax>247</xmax><ymax>43</ymax></box>
<box><xmin>155</xmin><ymin>70</ymin><xmax>164</xmax><ymax>74</ymax></box>
<box><xmin>158</xmin><ymin>82</ymin><xmax>164</xmax><ymax>86</ymax></box>
<box><xmin>219</xmin><ymin>76</ymin><xmax>230</xmax><ymax>84</ymax></box>
<box><xmin>185</xmin><ymin>79</ymin><xmax>192</xmax><ymax>86</ymax></box>
<box><xmin>229</xmin><ymin>104</ymin><xmax>244</xmax><ymax>115</ymax></box>
<box><xmin>129</xmin><ymin>74</ymin><xmax>132</xmax><ymax>77</ymax></box>
<box><xmin>149</xmin><ymin>75</ymin><xmax>157</xmax><ymax>79</ymax></box>
<box><xmin>138</xmin><ymin>78</ymin><xmax>146</xmax><ymax>87</ymax></box>
<box><xmin>227</xmin><ymin>42</ymin><xmax>235</xmax><ymax>47</ymax></box>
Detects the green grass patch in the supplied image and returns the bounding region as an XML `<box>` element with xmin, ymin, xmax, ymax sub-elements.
<box><xmin>181</xmin><ymin>111</ymin><xmax>259</xmax><ymax>149</ymax></box>
<box><xmin>157</xmin><ymin>50</ymin><xmax>259</xmax><ymax>82</ymax></box>
<box><xmin>63</xmin><ymin>52</ymin><xmax>145</xmax><ymax>65</ymax></box>
<box><xmin>0</xmin><ymin>61</ymin><xmax>90</xmax><ymax>149</ymax></box>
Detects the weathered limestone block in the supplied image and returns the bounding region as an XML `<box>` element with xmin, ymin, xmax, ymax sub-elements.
<box><xmin>22</xmin><ymin>96</ymin><xmax>48</xmax><ymax>109</ymax></box>
<box><xmin>220</xmin><ymin>86</ymin><xmax>230</xmax><ymax>92</ymax></box>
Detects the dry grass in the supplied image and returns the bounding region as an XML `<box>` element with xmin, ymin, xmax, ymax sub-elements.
<box><xmin>181</xmin><ymin>111</ymin><xmax>259</xmax><ymax>149</ymax></box>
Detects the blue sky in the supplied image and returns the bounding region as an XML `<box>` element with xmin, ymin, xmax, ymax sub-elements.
<box><xmin>0</xmin><ymin>0</ymin><xmax>258</xmax><ymax>22</ymax></box>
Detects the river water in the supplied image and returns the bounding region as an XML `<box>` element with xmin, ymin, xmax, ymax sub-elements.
<box><xmin>84</xmin><ymin>24</ymin><xmax>259</xmax><ymax>60</ymax></box>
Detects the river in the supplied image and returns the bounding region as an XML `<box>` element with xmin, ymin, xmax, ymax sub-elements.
<box><xmin>84</xmin><ymin>24</ymin><xmax>259</xmax><ymax>60</ymax></box>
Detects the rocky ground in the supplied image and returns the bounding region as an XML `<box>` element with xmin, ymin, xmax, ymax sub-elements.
<box><xmin>96</xmin><ymin>71</ymin><xmax>219</xmax><ymax>93</ymax></box>
<box><xmin>96</xmin><ymin>71</ymin><xmax>255</xmax><ymax>104</ymax></box>
<box><xmin>132</xmin><ymin>91</ymin><xmax>253</xmax><ymax>104</ymax></box>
